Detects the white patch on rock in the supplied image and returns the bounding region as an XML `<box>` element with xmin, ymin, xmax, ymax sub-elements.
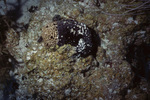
<box><xmin>101</xmin><ymin>37</ymin><xmax>110</xmax><ymax>49</ymax></box>
<box><xmin>134</xmin><ymin>20</ymin><xmax>138</xmax><ymax>24</ymax></box>
<box><xmin>63</xmin><ymin>21</ymin><xmax>66</xmax><ymax>24</ymax></box>
<box><xmin>39</xmin><ymin>46</ymin><xmax>43</xmax><ymax>50</ymax></box>
<box><xmin>112</xmin><ymin>23</ymin><xmax>119</xmax><ymax>29</ymax></box>
<box><xmin>140</xmin><ymin>31</ymin><xmax>146</xmax><ymax>34</ymax></box>
<box><xmin>32</xmin><ymin>47</ymin><xmax>36</xmax><ymax>50</ymax></box>
<box><xmin>38</xmin><ymin>78</ymin><xmax>43</xmax><ymax>83</ymax></box>
<box><xmin>65</xmin><ymin>88</ymin><xmax>71</xmax><ymax>96</ymax></box>
<box><xmin>100</xmin><ymin>3</ymin><xmax>105</xmax><ymax>9</ymax></box>
<box><xmin>26</xmin><ymin>56</ymin><xmax>31</xmax><ymax>60</ymax></box>
<box><xmin>18</xmin><ymin>37</ymin><xmax>27</xmax><ymax>54</ymax></box>
<box><xmin>50</xmin><ymin>5</ymin><xmax>55</xmax><ymax>12</ymax></box>
<box><xmin>127</xmin><ymin>17</ymin><xmax>133</xmax><ymax>24</ymax></box>
<box><xmin>17</xmin><ymin>58</ymin><xmax>23</xmax><ymax>62</ymax></box>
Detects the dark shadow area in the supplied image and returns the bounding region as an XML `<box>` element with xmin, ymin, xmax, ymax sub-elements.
<box><xmin>52</xmin><ymin>14</ymin><xmax>62</xmax><ymax>21</ymax></box>
<box><xmin>3</xmin><ymin>68</ymin><xmax>19</xmax><ymax>100</ymax></box>
<box><xmin>3</xmin><ymin>0</ymin><xmax>36</xmax><ymax>31</ymax></box>
<box><xmin>124</xmin><ymin>18</ymin><xmax>150</xmax><ymax>81</ymax></box>
<box><xmin>119</xmin><ymin>15</ymin><xmax>150</xmax><ymax>99</ymax></box>
<box><xmin>6</xmin><ymin>0</ymin><xmax>26</xmax><ymax>21</ymax></box>
<box><xmin>0</xmin><ymin>22</ymin><xmax>19</xmax><ymax>100</ymax></box>
<box><xmin>126</xmin><ymin>43</ymin><xmax>150</xmax><ymax>81</ymax></box>
<box><xmin>120</xmin><ymin>42</ymin><xmax>150</xmax><ymax>100</ymax></box>
<box><xmin>90</xmin><ymin>27</ymin><xmax>101</xmax><ymax>58</ymax></box>
<box><xmin>0</xmin><ymin>0</ymin><xmax>30</xmax><ymax>97</ymax></box>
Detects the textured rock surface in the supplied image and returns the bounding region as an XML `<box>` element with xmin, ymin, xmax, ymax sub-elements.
<box><xmin>0</xmin><ymin>0</ymin><xmax>150</xmax><ymax>99</ymax></box>
<box><xmin>42</xmin><ymin>22</ymin><xmax>58</xmax><ymax>47</ymax></box>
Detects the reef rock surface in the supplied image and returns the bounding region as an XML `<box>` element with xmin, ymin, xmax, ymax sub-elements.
<box><xmin>1</xmin><ymin>0</ymin><xmax>149</xmax><ymax>99</ymax></box>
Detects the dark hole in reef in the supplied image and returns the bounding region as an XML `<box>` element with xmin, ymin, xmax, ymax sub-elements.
<box><xmin>52</xmin><ymin>14</ymin><xmax>62</xmax><ymax>21</ymax></box>
<box><xmin>28</xmin><ymin>6</ymin><xmax>38</xmax><ymax>13</ymax></box>
<box><xmin>124</xmin><ymin>18</ymin><xmax>150</xmax><ymax>83</ymax></box>
<box><xmin>37</xmin><ymin>36</ymin><xmax>43</xmax><ymax>43</ymax></box>
<box><xmin>33</xmin><ymin>92</ymin><xmax>38</xmax><ymax>99</ymax></box>
<box><xmin>51</xmin><ymin>36</ymin><xmax>54</xmax><ymax>39</ymax></box>
<box><xmin>125</xmin><ymin>43</ymin><xmax>150</xmax><ymax>82</ymax></box>
<box><xmin>45</xmin><ymin>43</ymin><xmax>49</xmax><ymax>46</ymax></box>
<box><xmin>120</xmin><ymin>42</ymin><xmax>150</xmax><ymax>100</ymax></box>
<box><xmin>89</xmin><ymin>27</ymin><xmax>101</xmax><ymax>58</ymax></box>
<box><xmin>119</xmin><ymin>16</ymin><xmax>150</xmax><ymax>99</ymax></box>
<box><xmin>5</xmin><ymin>0</ymin><xmax>30</xmax><ymax>32</ymax></box>
<box><xmin>81</xmin><ymin>66</ymin><xmax>91</xmax><ymax>77</ymax></box>
<box><xmin>0</xmin><ymin>15</ymin><xmax>20</xmax><ymax>100</ymax></box>
<box><xmin>22</xmin><ymin>76</ymin><xmax>27</xmax><ymax>80</ymax></box>
<box><xmin>46</xmin><ymin>25</ymin><xmax>48</xmax><ymax>28</ymax></box>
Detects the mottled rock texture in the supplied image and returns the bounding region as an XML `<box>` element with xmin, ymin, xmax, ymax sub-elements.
<box><xmin>0</xmin><ymin>0</ymin><xmax>149</xmax><ymax>99</ymax></box>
